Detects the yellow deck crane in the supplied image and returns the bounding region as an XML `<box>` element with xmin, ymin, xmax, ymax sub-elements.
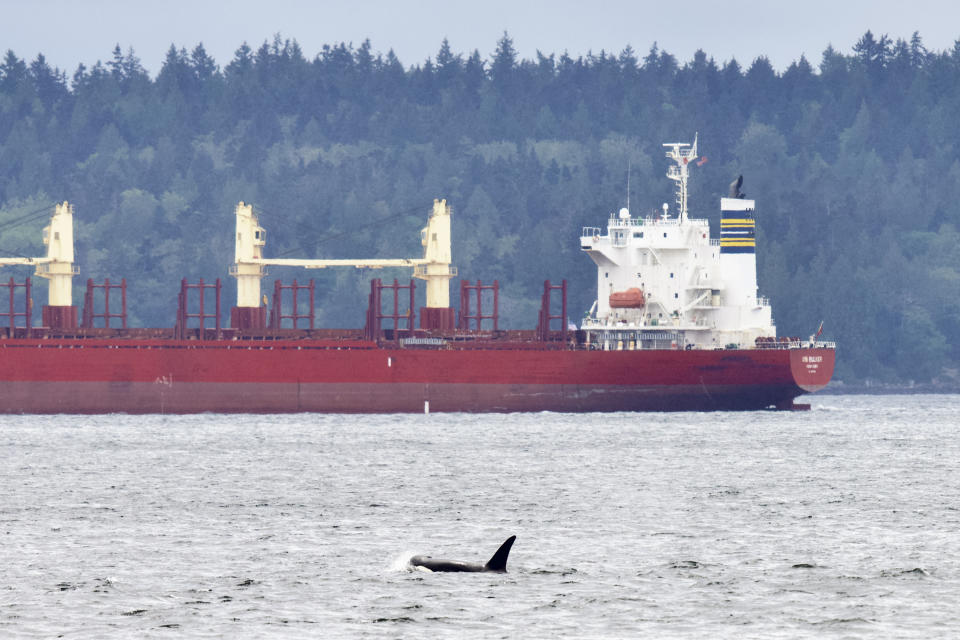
<box><xmin>230</xmin><ymin>199</ymin><xmax>457</xmax><ymax>329</ymax></box>
<box><xmin>0</xmin><ymin>202</ymin><xmax>78</xmax><ymax>328</ymax></box>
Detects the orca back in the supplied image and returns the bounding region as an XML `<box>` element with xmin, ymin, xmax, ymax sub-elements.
<box><xmin>411</xmin><ymin>557</ymin><xmax>483</xmax><ymax>572</ymax></box>
<box><xmin>483</xmin><ymin>535</ymin><xmax>516</xmax><ymax>573</ymax></box>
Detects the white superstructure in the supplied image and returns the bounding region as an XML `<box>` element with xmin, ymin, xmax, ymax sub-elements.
<box><xmin>579</xmin><ymin>137</ymin><xmax>775</xmax><ymax>350</ymax></box>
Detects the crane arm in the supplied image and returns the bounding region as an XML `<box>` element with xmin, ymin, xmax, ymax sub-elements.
<box><xmin>0</xmin><ymin>257</ymin><xmax>50</xmax><ymax>266</ymax></box>
<box><xmin>254</xmin><ymin>258</ymin><xmax>429</xmax><ymax>269</ymax></box>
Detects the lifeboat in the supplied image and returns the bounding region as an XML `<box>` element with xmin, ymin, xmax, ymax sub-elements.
<box><xmin>609</xmin><ymin>287</ymin><xmax>645</xmax><ymax>308</ymax></box>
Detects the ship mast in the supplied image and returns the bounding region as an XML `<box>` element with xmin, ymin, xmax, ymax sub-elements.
<box><xmin>662</xmin><ymin>134</ymin><xmax>699</xmax><ymax>223</ymax></box>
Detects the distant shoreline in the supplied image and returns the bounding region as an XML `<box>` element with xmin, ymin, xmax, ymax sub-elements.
<box><xmin>818</xmin><ymin>383</ymin><xmax>960</xmax><ymax>395</ymax></box>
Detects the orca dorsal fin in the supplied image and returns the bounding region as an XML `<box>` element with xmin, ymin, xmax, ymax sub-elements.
<box><xmin>483</xmin><ymin>535</ymin><xmax>516</xmax><ymax>572</ymax></box>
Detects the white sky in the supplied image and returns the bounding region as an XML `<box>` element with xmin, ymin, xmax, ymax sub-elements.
<box><xmin>2</xmin><ymin>0</ymin><xmax>958</xmax><ymax>76</ymax></box>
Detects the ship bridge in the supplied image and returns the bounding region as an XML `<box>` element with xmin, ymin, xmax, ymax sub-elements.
<box><xmin>582</xmin><ymin>215</ymin><xmax>714</xmax><ymax>250</ymax></box>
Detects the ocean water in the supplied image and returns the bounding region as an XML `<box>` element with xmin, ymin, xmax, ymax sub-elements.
<box><xmin>2</xmin><ymin>394</ymin><xmax>959</xmax><ymax>639</ymax></box>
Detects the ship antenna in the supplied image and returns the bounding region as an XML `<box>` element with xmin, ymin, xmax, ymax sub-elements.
<box><xmin>626</xmin><ymin>159</ymin><xmax>631</xmax><ymax>213</ymax></box>
<box><xmin>663</xmin><ymin>132</ymin><xmax>699</xmax><ymax>223</ymax></box>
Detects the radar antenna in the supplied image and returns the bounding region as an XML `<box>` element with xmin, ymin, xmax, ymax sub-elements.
<box><xmin>626</xmin><ymin>159</ymin><xmax>631</xmax><ymax>213</ymax></box>
<box><xmin>663</xmin><ymin>133</ymin><xmax>699</xmax><ymax>223</ymax></box>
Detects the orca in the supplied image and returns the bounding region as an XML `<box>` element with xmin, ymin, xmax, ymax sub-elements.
<box><xmin>410</xmin><ymin>535</ymin><xmax>516</xmax><ymax>573</ymax></box>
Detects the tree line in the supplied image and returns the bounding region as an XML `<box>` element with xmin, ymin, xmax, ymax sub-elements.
<box><xmin>1</xmin><ymin>31</ymin><xmax>959</xmax><ymax>384</ymax></box>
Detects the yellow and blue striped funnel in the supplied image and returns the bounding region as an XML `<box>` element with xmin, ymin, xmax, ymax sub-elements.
<box><xmin>720</xmin><ymin>204</ymin><xmax>755</xmax><ymax>254</ymax></box>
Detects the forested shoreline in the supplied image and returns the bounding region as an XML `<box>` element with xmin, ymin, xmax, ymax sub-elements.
<box><xmin>1</xmin><ymin>31</ymin><xmax>959</xmax><ymax>384</ymax></box>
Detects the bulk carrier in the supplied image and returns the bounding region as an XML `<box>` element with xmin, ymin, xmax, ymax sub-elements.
<box><xmin>0</xmin><ymin>138</ymin><xmax>834</xmax><ymax>413</ymax></box>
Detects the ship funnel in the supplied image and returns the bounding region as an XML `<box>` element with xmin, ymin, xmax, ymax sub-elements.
<box><xmin>719</xmin><ymin>184</ymin><xmax>758</xmax><ymax>306</ymax></box>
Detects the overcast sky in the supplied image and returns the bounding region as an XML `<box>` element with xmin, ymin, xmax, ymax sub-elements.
<box><xmin>3</xmin><ymin>0</ymin><xmax>958</xmax><ymax>76</ymax></box>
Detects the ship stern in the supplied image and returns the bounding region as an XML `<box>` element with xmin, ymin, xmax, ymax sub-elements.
<box><xmin>789</xmin><ymin>348</ymin><xmax>836</xmax><ymax>393</ymax></box>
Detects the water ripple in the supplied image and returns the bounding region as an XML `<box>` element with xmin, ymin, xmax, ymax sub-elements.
<box><xmin>2</xmin><ymin>394</ymin><xmax>959</xmax><ymax>638</ymax></box>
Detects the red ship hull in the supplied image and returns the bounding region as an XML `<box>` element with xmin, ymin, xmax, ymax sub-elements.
<box><xmin>0</xmin><ymin>338</ymin><xmax>834</xmax><ymax>413</ymax></box>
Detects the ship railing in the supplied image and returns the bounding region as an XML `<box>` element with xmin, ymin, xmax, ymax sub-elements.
<box><xmin>228</xmin><ymin>264</ymin><xmax>266</xmax><ymax>276</ymax></box>
<box><xmin>754</xmin><ymin>339</ymin><xmax>836</xmax><ymax>350</ymax></box>
<box><xmin>581</xmin><ymin>226</ymin><xmax>601</xmax><ymax>239</ymax></box>
<box><xmin>609</xmin><ymin>217</ymin><xmax>680</xmax><ymax>228</ymax></box>
<box><xmin>581</xmin><ymin>328</ymin><xmax>686</xmax><ymax>351</ymax></box>
<box><xmin>709</xmin><ymin>239</ymin><xmax>720</xmax><ymax>246</ymax></box>
<box><xmin>34</xmin><ymin>264</ymin><xmax>80</xmax><ymax>275</ymax></box>
<box><xmin>754</xmin><ymin>339</ymin><xmax>799</xmax><ymax>349</ymax></box>
<box><xmin>606</xmin><ymin>217</ymin><xmax>709</xmax><ymax>228</ymax></box>
<box><xmin>786</xmin><ymin>339</ymin><xmax>836</xmax><ymax>350</ymax></box>
<box><xmin>413</xmin><ymin>265</ymin><xmax>458</xmax><ymax>278</ymax></box>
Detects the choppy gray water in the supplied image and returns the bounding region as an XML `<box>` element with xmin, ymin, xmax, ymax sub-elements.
<box><xmin>2</xmin><ymin>394</ymin><xmax>959</xmax><ymax>638</ymax></box>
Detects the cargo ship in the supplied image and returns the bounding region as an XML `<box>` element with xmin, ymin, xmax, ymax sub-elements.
<box><xmin>0</xmin><ymin>138</ymin><xmax>834</xmax><ymax>413</ymax></box>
